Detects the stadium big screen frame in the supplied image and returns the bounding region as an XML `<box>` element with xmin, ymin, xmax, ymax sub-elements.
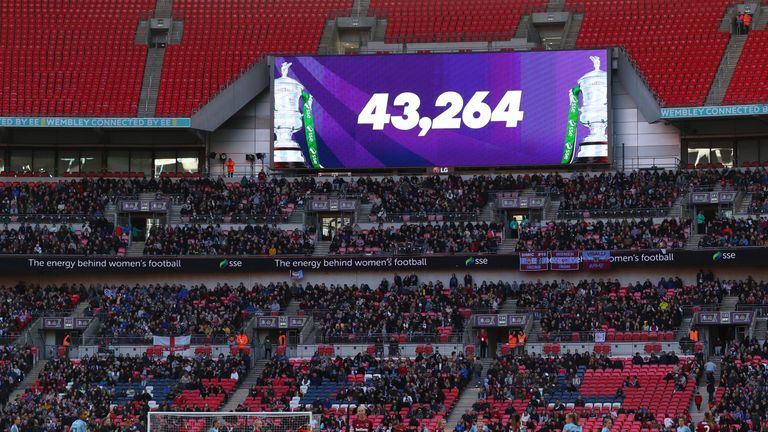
<box><xmin>270</xmin><ymin>49</ymin><xmax>611</xmax><ymax>170</ymax></box>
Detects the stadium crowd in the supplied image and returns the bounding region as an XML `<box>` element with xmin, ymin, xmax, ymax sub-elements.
<box><xmin>0</xmin><ymin>282</ymin><xmax>82</xmax><ymax>337</ymax></box>
<box><xmin>363</xmin><ymin>175</ymin><xmax>493</xmax><ymax>221</ymax></box>
<box><xmin>242</xmin><ymin>350</ymin><xmax>475</xmax><ymax>428</ymax></box>
<box><xmin>513</xmin><ymin>278</ymin><xmax>685</xmax><ymax>335</ymax></box>
<box><xmin>94</xmin><ymin>282</ymin><xmax>290</xmax><ymax>341</ymax></box>
<box><xmin>0</xmin><ymin>352</ymin><xmax>248</xmax><ymax>431</ymax></box>
<box><xmin>142</xmin><ymin>224</ymin><xmax>315</xmax><ymax>256</ymax></box>
<box><xmin>0</xmin><ymin>180</ymin><xmax>113</xmax><ymax>218</ymax></box>
<box><xmin>515</xmin><ymin>218</ymin><xmax>689</xmax><ymax>251</ymax></box>
<box><xmin>698</xmin><ymin>217</ymin><xmax>768</xmax><ymax>248</ymax></box>
<box><xmin>713</xmin><ymin>338</ymin><xmax>768</xmax><ymax>430</ymax></box>
<box><xmin>553</xmin><ymin>171</ymin><xmax>683</xmax><ymax>216</ymax></box>
<box><xmin>458</xmin><ymin>350</ymin><xmax>700</xmax><ymax>432</ymax></box>
<box><xmin>175</xmin><ymin>177</ymin><xmax>317</xmax><ymax>223</ymax></box>
<box><xmin>329</xmin><ymin>222</ymin><xmax>501</xmax><ymax>255</ymax></box>
<box><xmin>0</xmin><ymin>345</ymin><xmax>35</xmax><ymax>409</ymax></box>
<box><xmin>297</xmin><ymin>275</ymin><xmax>506</xmax><ymax>343</ymax></box>
<box><xmin>0</xmin><ymin>220</ymin><xmax>125</xmax><ymax>255</ymax></box>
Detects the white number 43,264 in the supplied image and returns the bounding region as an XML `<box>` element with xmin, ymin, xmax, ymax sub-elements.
<box><xmin>357</xmin><ymin>90</ymin><xmax>524</xmax><ymax>137</ymax></box>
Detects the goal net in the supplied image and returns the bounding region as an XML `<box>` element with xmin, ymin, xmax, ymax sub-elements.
<box><xmin>147</xmin><ymin>412</ymin><xmax>314</xmax><ymax>432</ymax></box>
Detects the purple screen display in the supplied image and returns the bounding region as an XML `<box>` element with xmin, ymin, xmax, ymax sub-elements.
<box><xmin>272</xmin><ymin>50</ymin><xmax>608</xmax><ymax>169</ymax></box>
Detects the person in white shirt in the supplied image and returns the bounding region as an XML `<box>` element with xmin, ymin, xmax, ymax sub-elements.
<box><xmin>230</xmin><ymin>370</ymin><xmax>240</xmax><ymax>381</ymax></box>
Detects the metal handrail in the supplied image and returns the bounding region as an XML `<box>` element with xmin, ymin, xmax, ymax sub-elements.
<box><xmin>83</xmin><ymin>334</ymin><xmax>240</xmax><ymax>346</ymax></box>
<box><xmin>0</xmin><ymin>213</ymin><xmax>111</xmax><ymax>222</ymax></box>
<box><xmin>555</xmin><ymin>207</ymin><xmax>674</xmax><ymax>219</ymax></box>
<box><xmin>313</xmin><ymin>332</ymin><xmax>463</xmax><ymax>344</ymax></box>
<box><xmin>526</xmin><ymin>328</ymin><xmax>682</xmax><ymax>343</ymax></box>
<box><xmin>366</xmin><ymin>212</ymin><xmax>483</xmax><ymax>223</ymax></box>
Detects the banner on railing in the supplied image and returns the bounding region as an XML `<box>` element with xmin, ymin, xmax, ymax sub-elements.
<box><xmin>549</xmin><ymin>251</ymin><xmax>580</xmax><ymax>271</ymax></box>
<box><xmin>0</xmin><ymin>117</ymin><xmax>191</xmax><ymax>128</ymax></box>
<box><xmin>152</xmin><ymin>335</ymin><xmax>191</xmax><ymax>352</ymax></box>
<box><xmin>0</xmin><ymin>248</ymin><xmax>764</xmax><ymax>274</ymax></box>
<box><xmin>582</xmin><ymin>250</ymin><xmax>611</xmax><ymax>271</ymax></box>
<box><xmin>520</xmin><ymin>251</ymin><xmax>548</xmax><ymax>271</ymax></box>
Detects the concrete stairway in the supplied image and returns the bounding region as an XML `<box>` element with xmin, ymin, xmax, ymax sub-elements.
<box><xmin>705</xmin><ymin>34</ymin><xmax>748</xmax><ymax>105</ymax></box>
<box><xmin>666</xmin><ymin>195</ymin><xmax>686</xmax><ymax>219</ymax></box>
<box><xmin>547</xmin><ymin>0</ymin><xmax>565</xmax><ymax>12</ymax></box>
<box><xmin>446</xmin><ymin>388</ymin><xmax>480</xmax><ymax>430</ymax></box>
<box><xmin>690</xmin><ymin>357</ymin><xmax>722</xmax><ymax>424</ymax></box>
<box><xmin>287</xmin><ymin>209</ymin><xmax>305</xmax><ymax>224</ymax></box>
<box><xmin>351</xmin><ymin>0</ymin><xmax>371</xmax><ymax>18</ymax></box>
<box><xmin>757</xmin><ymin>6</ymin><xmax>768</xmax><ymax>30</ymax></box>
<box><xmin>676</xmin><ymin>317</ymin><xmax>693</xmax><ymax>341</ymax></box>
<box><xmin>313</xmin><ymin>241</ymin><xmax>331</xmax><ymax>256</ymax></box>
<box><xmin>104</xmin><ymin>203</ymin><xmax>118</xmax><ymax>224</ymax></box>
<box><xmin>497</xmin><ymin>238</ymin><xmax>518</xmax><ymax>254</ymax></box>
<box><xmin>497</xmin><ymin>298</ymin><xmax>518</xmax><ymax>314</ymax></box>
<box><xmin>356</xmin><ymin>202</ymin><xmax>373</xmax><ymax>223</ymax></box>
<box><xmin>128</xmin><ymin>241</ymin><xmax>145</xmax><ymax>257</ymax></box>
<box><xmin>514</xmin><ymin>15</ymin><xmax>532</xmax><ymax>39</ymax></box>
<box><xmin>735</xmin><ymin>193</ymin><xmax>753</xmax><ymax>215</ymax></box>
<box><xmin>155</xmin><ymin>0</ymin><xmax>173</xmax><ymax>18</ymax></box>
<box><xmin>720</xmin><ymin>296</ymin><xmax>739</xmax><ymax>312</ymax></box>
<box><xmin>686</xmin><ymin>234</ymin><xmax>702</xmax><ymax>249</ymax></box>
<box><xmin>543</xmin><ymin>199</ymin><xmax>560</xmax><ymax>221</ymax></box>
<box><xmin>135</xmin><ymin>20</ymin><xmax>150</xmax><ymax>44</ymax></box>
<box><xmin>372</xmin><ymin>19</ymin><xmax>388</xmax><ymax>41</ymax></box>
<box><xmin>168</xmin><ymin>205</ymin><xmax>183</xmax><ymax>225</ymax></box>
<box><xmin>479</xmin><ymin>203</ymin><xmax>495</xmax><ymax>222</ymax></box>
<box><xmin>530</xmin><ymin>319</ymin><xmax>542</xmax><ymax>334</ymax></box>
<box><xmin>220</xmin><ymin>359</ymin><xmax>271</xmax><ymax>411</ymax></box>
<box><xmin>317</xmin><ymin>19</ymin><xmax>339</xmax><ymax>55</ymax></box>
<box><xmin>283</xmin><ymin>299</ymin><xmax>303</xmax><ymax>316</ymax></box>
<box><xmin>8</xmin><ymin>360</ymin><xmax>49</xmax><ymax>403</ymax></box>
<box><xmin>169</xmin><ymin>20</ymin><xmax>185</xmax><ymax>44</ymax></box>
<box><xmin>689</xmin><ymin>383</ymin><xmax>708</xmax><ymax>424</ymax></box>
<box><xmin>72</xmin><ymin>300</ymin><xmax>91</xmax><ymax>316</ymax></box>
<box><xmin>137</xmin><ymin>47</ymin><xmax>166</xmax><ymax>117</ymax></box>
<box><xmin>446</xmin><ymin>358</ymin><xmax>493</xmax><ymax>430</ymax></box>
<box><xmin>753</xmin><ymin>318</ymin><xmax>767</xmax><ymax>341</ymax></box>
<box><xmin>561</xmin><ymin>14</ymin><xmax>583</xmax><ymax>49</ymax></box>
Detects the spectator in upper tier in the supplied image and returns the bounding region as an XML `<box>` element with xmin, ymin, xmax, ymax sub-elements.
<box><xmin>698</xmin><ymin>217</ymin><xmax>768</xmax><ymax>248</ymax></box>
<box><xmin>143</xmin><ymin>224</ymin><xmax>315</xmax><ymax>255</ymax></box>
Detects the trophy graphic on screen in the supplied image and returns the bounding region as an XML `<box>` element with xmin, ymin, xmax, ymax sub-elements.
<box><xmin>563</xmin><ymin>55</ymin><xmax>609</xmax><ymax>164</ymax></box>
<box><xmin>273</xmin><ymin>62</ymin><xmax>310</xmax><ymax>169</ymax></box>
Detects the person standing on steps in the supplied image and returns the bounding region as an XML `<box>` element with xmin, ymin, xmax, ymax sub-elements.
<box><xmin>226</xmin><ymin>158</ymin><xmax>235</xmax><ymax>178</ymax></box>
<box><xmin>478</xmin><ymin>330</ymin><xmax>488</xmax><ymax>358</ymax></box>
<box><xmin>696</xmin><ymin>211</ymin><xmax>706</xmax><ymax>234</ymax></box>
<box><xmin>263</xmin><ymin>337</ymin><xmax>272</xmax><ymax>359</ymax></box>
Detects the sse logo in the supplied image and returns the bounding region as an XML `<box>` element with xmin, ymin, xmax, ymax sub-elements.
<box><xmin>712</xmin><ymin>251</ymin><xmax>736</xmax><ymax>262</ymax></box>
<box><xmin>465</xmin><ymin>257</ymin><xmax>489</xmax><ymax>266</ymax></box>
<box><xmin>218</xmin><ymin>259</ymin><xmax>244</xmax><ymax>269</ymax></box>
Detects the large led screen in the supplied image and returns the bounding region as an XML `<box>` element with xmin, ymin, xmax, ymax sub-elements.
<box><xmin>272</xmin><ymin>50</ymin><xmax>609</xmax><ymax>169</ymax></box>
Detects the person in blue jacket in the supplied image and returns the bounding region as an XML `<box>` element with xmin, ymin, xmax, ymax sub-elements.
<box><xmin>562</xmin><ymin>413</ymin><xmax>582</xmax><ymax>432</ymax></box>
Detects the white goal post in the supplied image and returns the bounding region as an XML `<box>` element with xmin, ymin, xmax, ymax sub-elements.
<box><xmin>147</xmin><ymin>412</ymin><xmax>314</xmax><ymax>432</ymax></box>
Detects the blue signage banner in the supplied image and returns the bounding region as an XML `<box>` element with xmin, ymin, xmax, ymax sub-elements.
<box><xmin>661</xmin><ymin>104</ymin><xmax>768</xmax><ymax>119</ymax></box>
<box><xmin>0</xmin><ymin>117</ymin><xmax>191</xmax><ymax>128</ymax></box>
